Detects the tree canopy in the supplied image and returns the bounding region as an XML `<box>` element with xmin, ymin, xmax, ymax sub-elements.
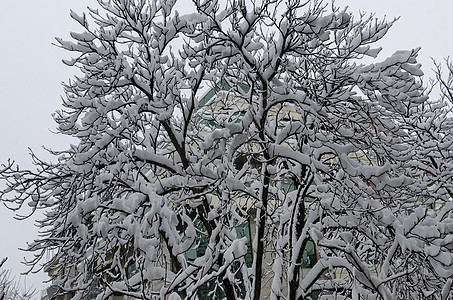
<box><xmin>1</xmin><ymin>0</ymin><xmax>453</xmax><ymax>299</ymax></box>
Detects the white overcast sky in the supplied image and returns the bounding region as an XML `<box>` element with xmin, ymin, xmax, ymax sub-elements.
<box><xmin>0</xmin><ymin>0</ymin><xmax>452</xmax><ymax>296</ymax></box>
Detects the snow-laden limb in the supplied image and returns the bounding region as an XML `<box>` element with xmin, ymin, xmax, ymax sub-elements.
<box><xmin>1</xmin><ymin>0</ymin><xmax>453</xmax><ymax>299</ymax></box>
<box><xmin>0</xmin><ymin>258</ymin><xmax>36</xmax><ymax>300</ymax></box>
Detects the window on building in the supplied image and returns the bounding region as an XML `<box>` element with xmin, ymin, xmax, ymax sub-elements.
<box><xmin>301</xmin><ymin>239</ymin><xmax>317</xmax><ymax>268</ymax></box>
<box><xmin>126</xmin><ymin>261</ymin><xmax>137</xmax><ymax>279</ymax></box>
<box><xmin>87</xmin><ymin>277</ymin><xmax>102</xmax><ymax>300</ymax></box>
<box><xmin>184</xmin><ymin>218</ymin><xmax>253</xmax><ymax>299</ymax></box>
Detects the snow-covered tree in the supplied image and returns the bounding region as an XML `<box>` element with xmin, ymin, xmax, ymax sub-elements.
<box><xmin>1</xmin><ymin>0</ymin><xmax>453</xmax><ymax>299</ymax></box>
<box><xmin>0</xmin><ymin>258</ymin><xmax>35</xmax><ymax>300</ymax></box>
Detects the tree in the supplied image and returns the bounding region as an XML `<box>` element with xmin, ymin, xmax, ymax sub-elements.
<box><xmin>0</xmin><ymin>258</ymin><xmax>35</xmax><ymax>300</ymax></box>
<box><xmin>1</xmin><ymin>0</ymin><xmax>453</xmax><ymax>299</ymax></box>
